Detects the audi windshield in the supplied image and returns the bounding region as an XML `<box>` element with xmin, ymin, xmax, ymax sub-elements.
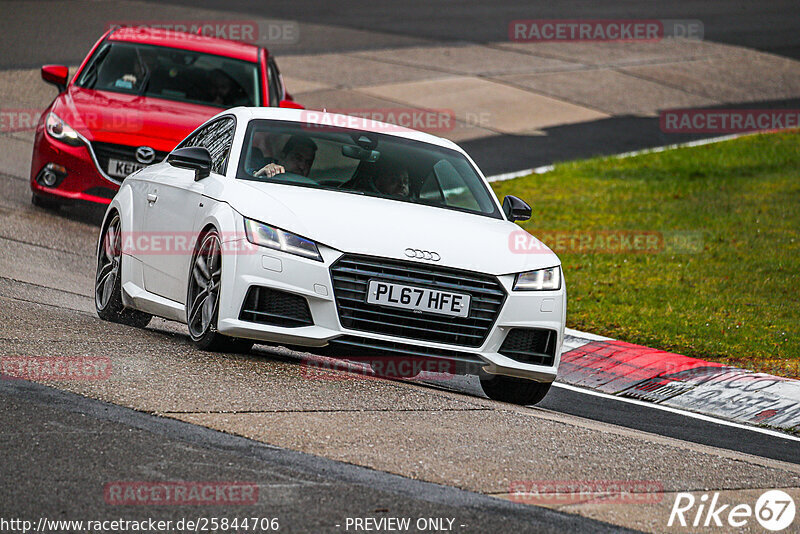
<box><xmin>236</xmin><ymin>120</ymin><xmax>502</xmax><ymax>218</ymax></box>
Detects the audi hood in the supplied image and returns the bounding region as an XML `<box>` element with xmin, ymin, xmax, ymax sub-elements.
<box><xmin>224</xmin><ymin>180</ymin><xmax>559</xmax><ymax>276</ymax></box>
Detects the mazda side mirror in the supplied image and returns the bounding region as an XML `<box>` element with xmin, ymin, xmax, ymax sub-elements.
<box><xmin>41</xmin><ymin>65</ymin><xmax>68</xmax><ymax>93</ymax></box>
<box><xmin>503</xmin><ymin>195</ymin><xmax>532</xmax><ymax>222</ymax></box>
<box><xmin>167</xmin><ymin>146</ymin><xmax>212</xmax><ymax>181</ymax></box>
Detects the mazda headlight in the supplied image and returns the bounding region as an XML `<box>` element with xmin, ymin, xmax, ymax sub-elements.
<box><xmin>513</xmin><ymin>266</ymin><xmax>561</xmax><ymax>291</ymax></box>
<box><xmin>244</xmin><ymin>218</ymin><xmax>322</xmax><ymax>261</ymax></box>
<box><xmin>45</xmin><ymin>112</ymin><xmax>83</xmax><ymax>146</ymax></box>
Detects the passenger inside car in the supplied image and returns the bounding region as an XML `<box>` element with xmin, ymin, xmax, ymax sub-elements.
<box><xmin>95</xmin><ymin>46</ymin><xmax>145</xmax><ymax>91</ymax></box>
<box><xmin>208</xmin><ymin>69</ymin><xmax>248</xmax><ymax>107</ymax></box>
<box><xmin>373</xmin><ymin>158</ymin><xmax>411</xmax><ymax>199</ymax></box>
<box><xmin>343</xmin><ymin>157</ymin><xmax>412</xmax><ymax>199</ymax></box>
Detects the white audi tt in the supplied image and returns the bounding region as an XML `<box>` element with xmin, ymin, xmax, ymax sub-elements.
<box><xmin>95</xmin><ymin>107</ymin><xmax>566</xmax><ymax>404</ymax></box>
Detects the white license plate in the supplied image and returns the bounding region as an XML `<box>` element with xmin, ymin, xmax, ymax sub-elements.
<box><xmin>107</xmin><ymin>158</ymin><xmax>145</xmax><ymax>178</ymax></box>
<box><xmin>366</xmin><ymin>280</ymin><xmax>471</xmax><ymax>318</ymax></box>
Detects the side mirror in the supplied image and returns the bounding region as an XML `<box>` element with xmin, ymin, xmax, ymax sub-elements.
<box><xmin>167</xmin><ymin>146</ymin><xmax>212</xmax><ymax>181</ymax></box>
<box><xmin>502</xmin><ymin>195</ymin><xmax>532</xmax><ymax>222</ymax></box>
<box><xmin>278</xmin><ymin>99</ymin><xmax>304</xmax><ymax>109</ymax></box>
<box><xmin>41</xmin><ymin>65</ymin><xmax>68</xmax><ymax>92</ymax></box>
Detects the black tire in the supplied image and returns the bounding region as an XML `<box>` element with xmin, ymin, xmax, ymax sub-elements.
<box><xmin>32</xmin><ymin>193</ymin><xmax>61</xmax><ymax>211</ymax></box>
<box><xmin>186</xmin><ymin>229</ymin><xmax>254</xmax><ymax>354</ymax></box>
<box><xmin>95</xmin><ymin>212</ymin><xmax>152</xmax><ymax>328</ymax></box>
<box><xmin>479</xmin><ymin>371</ymin><xmax>552</xmax><ymax>405</ymax></box>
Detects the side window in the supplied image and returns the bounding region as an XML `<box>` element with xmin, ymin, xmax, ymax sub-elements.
<box><xmin>419</xmin><ymin>172</ymin><xmax>445</xmax><ymax>203</ymax></box>
<box><xmin>183</xmin><ymin>117</ymin><xmax>236</xmax><ymax>174</ymax></box>
<box><xmin>431</xmin><ymin>160</ymin><xmax>481</xmax><ymax>211</ymax></box>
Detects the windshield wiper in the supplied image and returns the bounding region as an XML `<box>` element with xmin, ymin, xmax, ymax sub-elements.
<box><xmin>137</xmin><ymin>69</ymin><xmax>152</xmax><ymax>96</ymax></box>
<box><xmin>136</xmin><ymin>51</ymin><xmax>151</xmax><ymax>96</ymax></box>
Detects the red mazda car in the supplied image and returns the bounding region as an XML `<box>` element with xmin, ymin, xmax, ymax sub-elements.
<box><xmin>31</xmin><ymin>26</ymin><xmax>301</xmax><ymax>208</ymax></box>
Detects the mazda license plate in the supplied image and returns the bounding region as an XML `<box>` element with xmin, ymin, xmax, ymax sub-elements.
<box><xmin>107</xmin><ymin>158</ymin><xmax>145</xmax><ymax>179</ymax></box>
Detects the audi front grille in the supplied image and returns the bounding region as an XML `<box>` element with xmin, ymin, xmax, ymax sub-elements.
<box><xmin>329</xmin><ymin>254</ymin><xmax>506</xmax><ymax>348</ymax></box>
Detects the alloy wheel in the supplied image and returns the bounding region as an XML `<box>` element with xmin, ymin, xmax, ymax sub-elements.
<box><xmin>95</xmin><ymin>214</ymin><xmax>121</xmax><ymax>311</ymax></box>
<box><xmin>187</xmin><ymin>232</ymin><xmax>222</xmax><ymax>339</ymax></box>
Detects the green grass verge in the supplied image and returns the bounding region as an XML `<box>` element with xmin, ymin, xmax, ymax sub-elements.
<box><xmin>491</xmin><ymin>131</ymin><xmax>800</xmax><ymax>378</ymax></box>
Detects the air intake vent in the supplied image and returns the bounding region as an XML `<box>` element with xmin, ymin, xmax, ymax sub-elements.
<box><xmin>239</xmin><ymin>286</ymin><xmax>313</xmax><ymax>328</ymax></box>
<box><xmin>498</xmin><ymin>328</ymin><xmax>557</xmax><ymax>366</ymax></box>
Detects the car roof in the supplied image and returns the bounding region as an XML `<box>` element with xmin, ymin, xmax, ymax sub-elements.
<box><xmin>228</xmin><ymin>107</ymin><xmax>465</xmax><ymax>153</ymax></box>
<box><xmin>108</xmin><ymin>26</ymin><xmax>260</xmax><ymax>63</ymax></box>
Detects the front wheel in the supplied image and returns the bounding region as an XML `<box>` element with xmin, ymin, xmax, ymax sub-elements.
<box><xmin>186</xmin><ymin>229</ymin><xmax>254</xmax><ymax>354</ymax></box>
<box><xmin>95</xmin><ymin>212</ymin><xmax>152</xmax><ymax>328</ymax></box>
<box><xmin>479</xmin><ymin>371</ymin><xmax>552</xmax><ymax>405</ymax></box>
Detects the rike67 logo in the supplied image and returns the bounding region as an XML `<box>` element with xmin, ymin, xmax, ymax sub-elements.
<box><xmin>668</xmin><ymin>490</ymin><xmax>796</xmax><ymax>531</ymax></box>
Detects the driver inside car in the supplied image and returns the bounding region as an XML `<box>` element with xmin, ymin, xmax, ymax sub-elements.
<box><xmin>253</xmin><ymin>135</ymin><xmax>317</xmax><ymax>178</ymax></box>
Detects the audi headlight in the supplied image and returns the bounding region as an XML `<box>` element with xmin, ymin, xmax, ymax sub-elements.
<box><xmin>244</xmin><ymin>218</ymin><xmax>322</xmax><ymax>261</ymax></box>
<box><xmin>45</xmin><ymin>112</ymin><xmax>83</xmax><ymax>146</ymax></box>
<box><xmin>513</xmin><ymin>266</ymin><xmax>561</xmax><ymax>291</ymax></box>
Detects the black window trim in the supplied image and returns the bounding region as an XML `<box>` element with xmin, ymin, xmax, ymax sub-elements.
<box><xmin>175</xmin><ymin>114</ymin><xmax>238</xmax><ymax>176</ymax></box>
<box><xmin>267</xmin><ymin>56</ymin><xmax>284</xmax><ymax>105</ymax></box>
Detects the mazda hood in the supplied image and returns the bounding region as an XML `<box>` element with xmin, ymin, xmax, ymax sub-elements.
<box><xmin>51</xmin><ymin>87</ymin><xmax>219</xmax><ymax>152</ymax></box>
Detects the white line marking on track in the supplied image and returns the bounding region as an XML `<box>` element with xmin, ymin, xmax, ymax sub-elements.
<box><xmin>552</xmin><ymin>382</ymin><xmax>800</xmax><ymax>442</ymax></box>
<box><xmin>486</xmin><ymin>133</ymin><xmax>750</xmax><ymax>182</ymax></box>
<box><xmin>565</xmin><ymin>327</ymin><xmax>612</xmax><ymax>341</ymax></box>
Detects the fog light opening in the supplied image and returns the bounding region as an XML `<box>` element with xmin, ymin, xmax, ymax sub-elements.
<box><xmin>37</xmin><ymin>163</ymin><xmax>67</xmax><ymax>188</ymax></box>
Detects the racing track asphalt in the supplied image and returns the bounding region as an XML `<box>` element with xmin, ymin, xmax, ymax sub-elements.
<box><xmin>0</xmin><ymin>378</ymin><xmax>631</xmax><ymax>534</ymax></box>
<box><xmin>4</xmin><ymin>0</ymin><xmax>800</xmax><ymax>65</ymax></box>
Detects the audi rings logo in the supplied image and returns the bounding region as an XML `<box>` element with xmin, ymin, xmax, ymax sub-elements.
<box><xmin>135</xmin><ymin>146</ymin><xmax>156</xmax><ymax>164</ymax></box>
<box><xmin>404</xmin><ymin>248</ymin><xmax>440</xmax><ymax>261</ymax></box>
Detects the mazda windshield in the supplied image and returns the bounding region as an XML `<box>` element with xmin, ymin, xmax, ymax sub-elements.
<box><xmin>76</xmin><ymin>41</ymin><xmax>260</xmax><ymax>108</ymax></box>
